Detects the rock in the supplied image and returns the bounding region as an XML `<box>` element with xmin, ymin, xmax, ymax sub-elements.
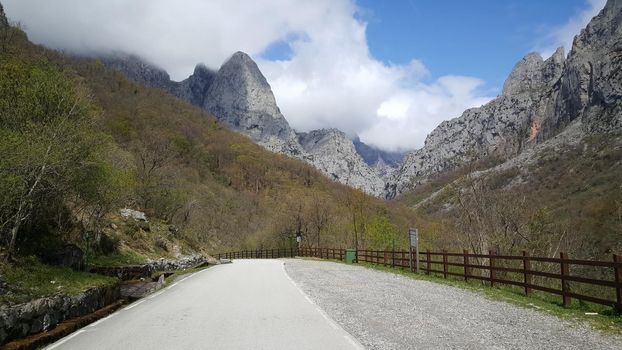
<box><xmin>100</xmin><ymin>52</ymin><xmax>391</xmax><ymax>196</ymax></box>
<box><xmin>100</xmin><ymin>54</ymin><xmax>173</xmax><ymax>91</ymax></box>
<box><xmin>388</xmin><ymin>0</ymin><xmax>622</xmax><ymax>198</ymax></box>
<box><xmin>57</xmin><ymin>244</ymin><xmax>85</xmax><ymax>271</ymax></box>
<box><xmin>175</xmin><ymin>64</ymin><xmax>217</xmax><ymax>108</ymax></box>
<box><xmin>0</xmin><ymin>284</ymin><xmax>119</xmax><ymax>344</ymax></box>
<box><xmin>168</xmin><ymin>225</ymin><xmax>179</xmax><ymax>234</ymax></box>
<box><xmin>352</xmin><ymin>136</ymin><xmax>405</xmax><ymax>168</ymax></box>
<box><xmin>298</xmin><ymin>129</ymin><xmax>386</xmax><ymax>195</ymax></box>
<box><xmin>120</xmin><ymin>208</ymin><xmax>147</xmax><ymax>222</ymax></box>
<box><xmin>137</xmin><ymin>220</ymin><xmax>150</xmax><ymax>232</ymax></box>
<box><xmin>204</xmin><ymin>52</ymin><xmax>296</xmax><ymax>140</ymax></box>
<box><xmin>29</xmin><ymin>317</ymin><xmax>43</xmax><ymax>334</ymax></box>
<box><xmin>110</xmin><ymin>223</ymin><xmax>118</xmax><ymax>230</ymax></box>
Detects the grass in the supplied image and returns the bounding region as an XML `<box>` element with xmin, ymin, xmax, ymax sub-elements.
<box><xmin>88</xmin><ymin>250</ymin><xmax>148</xmax><ymax>268</ymax></box>
<box><xmin>298</xmin><ymin>257</ymin><xmax>622</xmax><ymax>335</ymax></box>
<box><xmin>0</xmin><ymin>256</ymin><xmax>118</xmax><ymax>305</ymax></box>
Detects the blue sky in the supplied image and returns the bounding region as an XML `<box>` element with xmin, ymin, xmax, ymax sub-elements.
<box><xmin>263</xmin><ymin>0</ymin><xmax>598</xmax><ymax>94</ymax></box>
<box><xmin>4</xmin><ymin>0</ymin><xmax>606</xmax><ymax>151</ymax></box>
<box><xmin>357</xmin><ymin>0</ymin><xmax>594</xmax><ymax>92</ymax></box>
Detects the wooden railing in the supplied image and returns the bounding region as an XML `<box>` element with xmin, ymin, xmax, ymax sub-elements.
<box><xmin>216</xmin><ymin>248</ymin><xmax>622</xmax><ymax>313</ymax></box>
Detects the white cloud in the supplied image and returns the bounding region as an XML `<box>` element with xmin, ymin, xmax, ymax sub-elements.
<box><xmin>536</xmin><ymin>0</ymin><xmax>606</xmax><ymax>57</ymax></box>
<box><xmin>3</xmin><ymin>0</ymin><xmax>492</xmax><ymax>151</ymax></box>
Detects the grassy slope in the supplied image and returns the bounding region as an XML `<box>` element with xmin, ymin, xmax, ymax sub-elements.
<box><xmin>399</xmin><ymin>133</ymin><xmax>622</xmax><ymax>259</ymax></box>
<box><xmin>2</xmin><ymin>23</ymin><xmax>416</xmax><ymax>270</ymax></box>
<box><xmin>0</xmin><ymin>256</ymin><xmax>116</xmax><ymax>305</ymax></box>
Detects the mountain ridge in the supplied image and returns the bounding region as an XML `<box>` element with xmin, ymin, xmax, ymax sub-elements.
<box><xmin>101</xmin><ymin>51</ymin><xmax>389</xmax><ymax>196</ymax></box>
<box><xmin>388</xmin><ymin>0</ymin><xmax>622</xmax><ymax>198</ymax></box>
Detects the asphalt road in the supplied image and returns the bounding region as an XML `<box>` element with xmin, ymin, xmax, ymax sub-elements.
<box><xmin>45</xmin><ymin>260</ymin><xmax>363</xmax><ymax>350</ymax></box>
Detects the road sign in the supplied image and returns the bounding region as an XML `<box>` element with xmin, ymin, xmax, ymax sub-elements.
<box><xmin>409</xmin><ymin>228</ymin><xmax>420</xmax><ymax>274</ymax></box>
<box><xmin>409</xmin><ymin>228</ymin><xmax>418</xmax><ymax>247</ymax></box>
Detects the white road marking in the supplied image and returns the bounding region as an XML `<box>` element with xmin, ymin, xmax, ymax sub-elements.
<box><xmin>345</xmin><ymin>335</ymin><xmax>365</xmax><ymax>350</ymax></box>
<box><xmin>123</xmin><ymin>299</ymin><xmax>146</xmax><ymax>310</ymax></box>
<box><xmin>45</xmin><ymin>330</ymin><xmax>84</xmax><ymax>350</ymax></box>
<box><xmin>281</xmin><ymin>261</ymin><xmax>365</xmax><ymax>350</ymax></box>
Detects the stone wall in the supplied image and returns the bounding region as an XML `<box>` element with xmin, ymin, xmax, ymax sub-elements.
<box><xmin>0</xmin><ymin>283</ymin><xmax>120</xmax><ymax>344</ymax></box>
<box><xmin>90</xmin><ymin>255</ymin><xmax>208</xmax><ymax>281</ymax></box>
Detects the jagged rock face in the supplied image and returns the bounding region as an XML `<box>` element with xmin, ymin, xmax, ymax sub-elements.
<box><xmin>101</xmin><ymin>54</ymin><xmax>173</xmax><ymax>90</ymax></box>
<box><xmin>388</xmin><ymin>0</ymin><xmax>622</xmax><ymax>198</ymax></box>
<box><xmin>204</xmin><ymin>52</ymin><xmax>297</xmax><ymax>144</ymax></box>
<box><xmin>175</xmin><ymin>64</ymin><xmax>216</xmax><ymax>107</ymax></box>
<box><xmin>564</xmin><ymin>0</ymin><xmax>622</xmax><ymax>133</ymax></box>
<box><xmin>100</xmin><ymin>54</ymin><xmax>218</xmax><ymax>108</ymax></box>
<box><xmin>389</xmin><ymin>51</ymin><xmax>566</xmax><ymax>197</ymax></box>
<box><xmin>298</xmin><ymin>129</ymin><xmax>385</xmax><ymax>195</ymax></box>
<box><xmin>100</xmin><ymin>51</ymin><xmax>386</xmax><ymax>195</ymax></box>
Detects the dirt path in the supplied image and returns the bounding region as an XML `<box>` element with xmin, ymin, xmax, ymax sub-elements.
<box><xmin>284</xmin><ymin>259</ymin><xmax>622</xmax><ymax>350</ymax></box>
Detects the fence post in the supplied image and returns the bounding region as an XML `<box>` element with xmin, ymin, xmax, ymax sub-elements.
<box><xmin>489</xmin><ymin>250</ymin><xmax>496</xmax><ymax>287</ymax></box>
<box><xmin>522</xmin><ymin>251</ymin><xmax>532</xmax><ymax>296</ymax></box>
<box><xmin>614</xmin><ymin>254</ymin><xmax>622</xmax><ymax>313</ymax></box>
<box><xmin>560</xmin><ymin>252</ymin><xmax>571</xmax><ymax>307</ymax></box>
<box><xmin>442</xmin><ymin>250</ymin><xmax>448</xmax><ymax>278</ymax></box>
<box><xmin>463</xmin><ymin>249</ymin><xmax>469</xmax><ymax>282</ymax></box>
<box><xmin>392</xmin><ymin>248</ymin><xmax>396</xmax><ymax>268</ymax></box>
<box><xmin>426</xmin><ymin>249</ymin><xmax>431</xmax><ymax>275</ymax></box>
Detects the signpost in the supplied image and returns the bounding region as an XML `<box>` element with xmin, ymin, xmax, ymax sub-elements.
<box><xmin>409</xmin><ymin>228</ymin><xmax>419</xmax><ymax>273</ymax></box>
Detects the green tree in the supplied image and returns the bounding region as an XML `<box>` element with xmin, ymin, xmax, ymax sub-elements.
<box><xmin>366</xmin><ymin>215</ymin><xmax>402</xmax><ymax>250</ymax></box>
<box><xmin>0</xmin><ymin>59</ymin><xmax>122</xmax><ymax>256</ymax></box>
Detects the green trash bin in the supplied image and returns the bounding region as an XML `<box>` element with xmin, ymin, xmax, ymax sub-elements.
<box><xmin>345</xmin><ymin>249</ymin><xmax>357</xmax><ymax>264</ymax></box>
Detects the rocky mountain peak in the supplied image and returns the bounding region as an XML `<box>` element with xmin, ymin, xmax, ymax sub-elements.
<box><xmin>563</xmin><ymin>0</ymin><xmax>622</xmax><ymax>132</ymax></box>
<box><xmin>388</xmin><ymin>0</ymin><xmax>621</xmax><ymax>199</ymax></box>
<box><xmin>502</xmin><ymin>53</ymin><xmax>544</xmax><ymax>96</ymax></box>
<box><xmin>298</xmin><ymin>128</ymin><xmax>348</xmax><ymax>152</ymax></box>
<box><xmin>204</xmin><ymin>51</ymin><xmax>296</xmax><ymax>143</ymax></box>
<box><xmin>100</xmin><ymin>51</ymin><xmax>399</xmax><ymax>196</ymax></box>
<box><xmin>100</xmin><ymin>53</ymin><xmax>172</xmax><ymax>90</ymax></box>
<box><xmin>502</xmin><ymin>50</ymin><xmax>565</xmax><ymax>96</ymax></box>
<box><xmin>297</xmin><ymin>129</ymin><xmax>386</xmax><ymax>196</ymax></box>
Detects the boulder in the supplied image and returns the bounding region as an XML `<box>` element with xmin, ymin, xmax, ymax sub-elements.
<box><xmin>57</xmin><ymin>244</ymin><xmax>85</xmax><ymax>271</ymax></box>
<box><xmin>120</xmin><ymin>208</ymin><xmax>148</xmax><ymax>222</ymax></box>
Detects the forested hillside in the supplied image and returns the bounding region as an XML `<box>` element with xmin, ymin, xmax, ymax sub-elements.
<box><xmin>0</xmin><ymin>18</ymin><xmax>415</xmax><ymax>266</ymax></box>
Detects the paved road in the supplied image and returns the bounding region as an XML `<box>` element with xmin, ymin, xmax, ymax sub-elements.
<box><xmin>46</xmin><ymin>260</ymin><xmax>363</xmax><ymax>350</ymax></box>
<box><xmin>285</xmin><ymin>259</ymin><xmax>622</xmax><ymax>350</ymax></box>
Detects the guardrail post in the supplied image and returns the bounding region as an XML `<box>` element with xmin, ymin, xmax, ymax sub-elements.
<box><xmin>614</xmin><ymin>254</ymin><xmax>622</xmax><ymax>313</ymax></box>
<box><xmin>442</xmin><ymin>250</ymin><xmax>448</xmax><ymax>278</ymax></box>
<box><xmin>489</xmin><ymin>250</ymin><xmax>496</xmax><ymax>287</ymax></box>
<box><xmin>392</xmin><ymin>249</ymin><xmax>395</xmax><ymax>268</ymax></box>
<box><xmin>522</xmin><ymin>251</ymin><xmax>532</xmax><ymax>296</ymax></box>
<box><xmin>463</xmin><ymin>249</ymin><xmax>469</xmax><ymax>282</ymax></box>
<box><xmin>560</xmin><ymin>252</ymin><xmax>571</xmax><ymax>307</ymax></box>
<box><xmin>426</xmin><ymin>249</ymin><xmax>431</xmax><ymax>275</ymax></box>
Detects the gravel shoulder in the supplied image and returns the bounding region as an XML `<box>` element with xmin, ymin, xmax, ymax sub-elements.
<box><xmin>284</xmin><ymin>259</ymin><xmax>622</xmax><ymax>350</ymax></box>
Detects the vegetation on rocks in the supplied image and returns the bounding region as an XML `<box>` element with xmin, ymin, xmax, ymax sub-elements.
<box><xmin>0</xmin><ymin>18</ymin><xmax>416</xmax><ymax>286</ymax></box>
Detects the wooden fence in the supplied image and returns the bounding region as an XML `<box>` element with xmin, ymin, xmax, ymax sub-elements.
<box><xmin>217</xmin><ymin>247</ymin><xmax>622</xmax><ymax>312</ymax></box>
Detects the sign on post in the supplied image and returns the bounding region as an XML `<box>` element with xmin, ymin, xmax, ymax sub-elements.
<box><xmin>409</xmin><ymin>228</ymin><xmax>420</xmax><ymax>273</ymax></box>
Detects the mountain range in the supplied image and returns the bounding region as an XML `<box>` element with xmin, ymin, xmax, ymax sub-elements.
<box><xmin>97</xmin><ymin>0</ymin><xmax>620</xmax><ymax>201</ymax></box>
<box><xmin>100</xmin><ymin>52</ymin><xmax>394</xmax><ymax>196</ymax></box>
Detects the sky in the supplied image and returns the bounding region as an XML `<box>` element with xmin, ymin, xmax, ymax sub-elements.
<box><xmin>3</xmin><ymin>0</ymin><xmax>606</xmax><ymax>152</ymax></box>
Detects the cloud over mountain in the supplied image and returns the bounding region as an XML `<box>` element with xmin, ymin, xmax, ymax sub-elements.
<box><xmin>4</xmin><ymin>0</ymin><xmax>496</xmax><ymax>151</ymax></box>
